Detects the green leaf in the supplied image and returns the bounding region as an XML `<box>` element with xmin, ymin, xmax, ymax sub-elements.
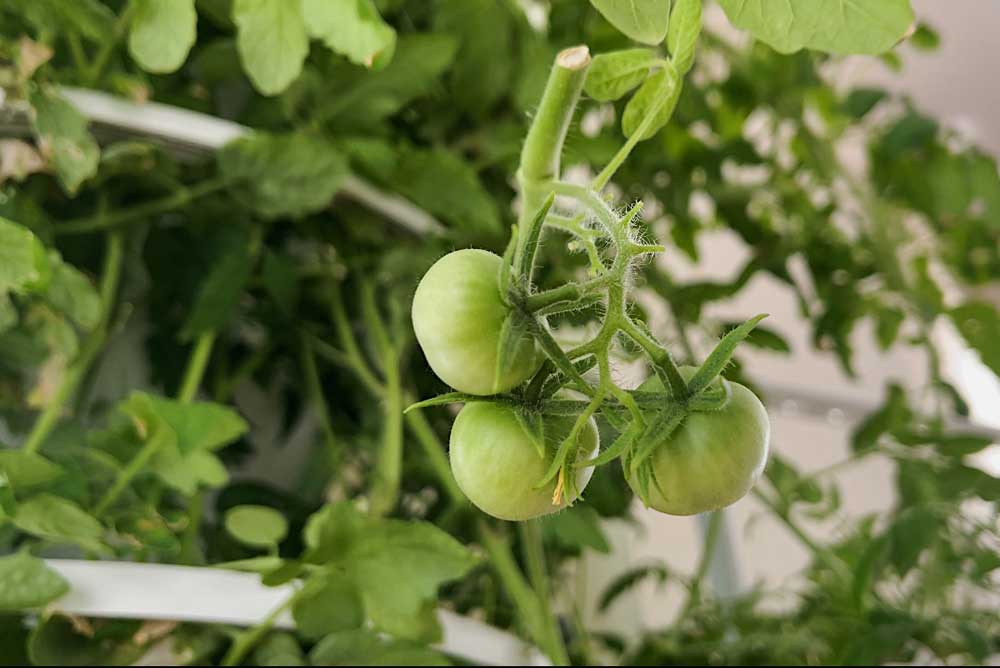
<box><xmin>723</xmin><ymin>321</ymin><xmax>790</xmax><ymax>353</ymax></box>
<box><xmin>28</xmin><ymin>615</ymin><xmax>146</xmax><ymax>666</ymax></box>
<box><xmin>0</xmin><ymin>551</ymin><xmax>69</xmax><ymax>611</ymax></box>
<box><xmin>7</xmin><ymin>0</ymin><xmax>115</xmax><ymax>42</ymax></box>
<box><xmin>224</xmin><ymin>504</ymin><xmax>288</xmax><ymax>548</ymax></box>
<box><xmin>949</xmin><ymin>301</ymin><xmax>1000</xmax><ymax>377</ymax></box>
<box><xmin>302</xmin><ymin>0</ymin><xmax>396</xmax><ymax>68</ymax></box>
<box><xmin>598</xmin><ymin>563</ymin><xmax>668</xmax><ymax>612</ymax></box>
<box><xmin>181</xmin><ymin>229</ymin><xmax>254</xmax><ymax>339</ymax></box>
<box><xmin>0</xmin><ymin>450</ymin><xmax>64</xmax><ymax>489</ymax></box>
<box><xmin>292</xmin><ymin>574</ymin><xmax>364</xmax><ymax>640</ymax></box>
<box><xmin>252</xmin><ymin>632</ymin><xmax>306</xmax><ymax>666</ymax></box>
<box><xmin>545</xmin><ymin>505</ymin><xmax>610</xmax><ymax>553</ymax></box>
<box><xmin>888</xmin><ymin>507</ymin><xmax>939</xmax><ymax>575</ymax></box>
<box><xmin>309</xmin><ymin>628</ymin><xmax>450</xmax><ymax>666</ymax></box>
<box><xmin>843</xmin><ymin>88</ymin><xmax>889</xmax><ymax>119</ymax></box>
<box><xmin>591</xmin><ymin>0</ymin><xmax>672</xmax><ymax>46</ymax></box>
<box><xmin>29</xmin><ymin>86</ymin><xmax>100</xmax><ymax>194</ymax></box>
<box><xmin>585</xmin><ymin>49</ymin><xmax>657</xmax><ymax>103</ymax></box>
<box><xmin>44</xmin><ymin>255</ymin><xmax>101</xmax><ymax>330</ymax></box>
<box><xmin>13</xmin><ymin>493</ymin><xmax>105</xmax><ymax>553</ymax></box>
<box><xmin>317</xmin><ymin>34</ymin><xmax>458</xmax><ymax>129</ymax></box>
<box><xmin>686</xmin><ymin>314</ymin><xmax>767</xmax><ymax>396</ymax></box>
<box><xmin>301</xmin><ymin>503</ymin><xmax>477</xmax><ymax>639</ymax></box>
<box><xmin>666</xmin><ymin>0</ymin><xmax>702</xmax><ymax>74</ymax></box>
<box><xmin>345</xmin><ymin>521</ymin><xmax>477</xmax><ymax>638</ymax></box>
<box><xmin>622</xmin><ymin>62</ymin><xmax>681</xmax><ymax>140</ymax></box>
<box><xmin>434</xmin><ymin>0</ymin><xmax>514</xmax><ymax>116</ymax></box>
<box><xmin>219</xmin><ymin>132</ymin><xmax>349</xmax><ymax>219</ymax></box>
<box><xmin>403</xmin><ymin>392</ymin><xmax>484</xmax><ymax>414</ymax></box>
<box><xmin>128</xmin><ymin>0</ymin><xmax>197</xmax><ymax>73</ymax></box>
<box><xmin>717</xmin><ymin>0</ymin><xmax>915</xmax><ymax>55</ymax></box>
<box><xmin>851</xmin><ymin>383</ymin><xmax>910</xmax><ymax>452</ymax></box>
<box><xmin>495</xmin><ymin>312</ymin><xmax>534</xmax><ymax>394</ymax></box>
<box><xmin>0</xmin><ymin>217</ymin><xmax>49</xmax><ymax>294</ymax></box>
<box><xmin>388</xmin><ymin>147</ymin><xmax>500</xmax><ymax>233</ymax></box>
<box><xmin>233</xmin><ymin>0</ymin><xmax>309</xmax><ymax>95</ymax></box>
<box><xmin>142</xmin><ymin>394</ymin><xmax>249</xmax><ymax>453</ymax></box>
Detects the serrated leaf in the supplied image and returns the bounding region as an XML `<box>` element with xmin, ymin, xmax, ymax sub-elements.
<box><xmin>13</xmin><ymin>494</ymin><xmax>105</xmax><ymax>553</ymax></box>
<box><xmin>591</xmin><ymin>0</ymin><xmax>671</xmax><ymax>45</ymax></box>
<box><xmin>0</xmin><ymin>451</ymin><xmax>64</xmax><ymax>489</ymax></box>
<box><xmin>233</xmin><ymin>0</ymin><xmax>309</xmax><ymax>95</ymax></box>
<box><xmin>0</xmin><ymin>551</ymin><xmax>68</xmax><ymax>611</ymax></box>
<box><xmin>129</xmin><ymin>0</ymin><xmax>197</xmax><ymax>73</ymax></box>
<box><xmin>717</xmin><ymin>0</ymin><xmax>915</xmax><ymax>55</ymax></box>
<box><xmin>0</xmin><ymin>217</ymin><xmax>49</xmax><ymax>294</ymax></box>
<box><xmin>224</xmin><ymin>504</ymin><xmax>288</xmax><ymax>548</ymax></box>
<box><xmin>584</xmin><ymin>49</ymin><xmax>657</xmax><ymax>102</ymax></box>
<box><xmin>29</xmin><ymin>87</ymin><xmax>99</xmax><ymax>194</ymax></box>
<box><xmin>666</xmin><ymin>0</ymin><xmax>701</xmax><ymax>74</ymax></box>
<box><xmin>293</xmin><ymin>574</ymin><xmax>364</xmax><ymax>641</ymax></box>
<box><xmin>723</xmin><ymin>321</ymin><xmax>790</xmax><ymax>353</ymax></box>
<box><xmin>949</xmin><ymin>301</ymin><xmax>1000</xmax><ymax>377</ymax></box>
<box><xmin>621</xmin><ymin>62</ymin><xmax>680</xmax><ymax>140</ymax></box>
<box><xmin>302</xmin><ymin>0</ymin><xmax>396</xmax><ymax>68</ymax></box>
<box><xmin>851</xmin><ymin>384</ymin><xmax>909</xmax><ymax>452</ymax></box>
<box><xmin>219</xmin><ymin>132</ymin><xmax>349</xmax><ymax>220</ymax></box>
<box><xmin>686</xmin><ymin>314</ymin><xmax>767</xmax><ymax>396</ymax></box>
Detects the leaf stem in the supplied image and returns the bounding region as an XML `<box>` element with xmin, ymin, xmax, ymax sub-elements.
<box><xmin>83</xmin><ymin>0</ymin><xmax>138</xmax><ymax>86</ymax></box>
<box><xmin>221</xmin><ymin>585</ymin><xmax>305</xmax><ymax>666</ymax></box>
<box><xmin>478</xmin><ymin>522</ymin><xmax>569</xmax><ymax>666</ymax></box>
<box><xmin>56</xmin><ymin>177</ymin><xmax>229</xmax><ymax>235</ymax></box>
<box><xmin>176</xmin><ymin>332</ymin><xmax>216</xmax><ymax>403</ymax></box>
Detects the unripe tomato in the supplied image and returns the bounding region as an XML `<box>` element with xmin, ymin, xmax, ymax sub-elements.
<box><xmin>412</xmin><ymin>249</ymin><xmax>541</xmax><ymax>395</ymax></box>
<box><xmin>449</xmin><ymin>402</ymin><xmax>599</xmax><ymax>521</ymax></box>
<box><xmin>630</xmin><ymin>369</ymin><xmax>769</xmax><ymax>515</ymax></box>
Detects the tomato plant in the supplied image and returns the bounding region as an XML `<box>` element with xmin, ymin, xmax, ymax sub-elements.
<box><xmin>0</xmin><ymin>0</ymin><xmax>998</xmax><ymax>666</ymax></box>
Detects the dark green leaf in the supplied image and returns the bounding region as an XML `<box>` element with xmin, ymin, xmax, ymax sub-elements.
<box><xmin>293</xmin><ymin>574</ymin><xmax>364</xmax><ymax>640</ymax></box>
<box><xmin>950</xmin><ymin>301</ymin><xmax>1000</xmax><ymax>377</ymax></box>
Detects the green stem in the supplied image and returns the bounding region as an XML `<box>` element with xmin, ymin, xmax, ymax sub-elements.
<box><xmin>221</xmin><ymin>586</ymin><xmax>306</xmax><ymax>666</ymax></box>
<box><xmin>84</xmin><ymin>0</ymin><xmax>138</xmax><ymax>86</ymax></box>
<box><xmin>57</xmin><ymin>177</ymin><xmax>229</xmax><ymax>235</ymax></box>
<box><xmin>370</xmin><ymin>351</ymin><xmax>402</xmax><ymax>516</ymax></box>
<box><xmin>619</xmin><ymin>318</ymin><xmax>688</xmax><ymax>398</ymax></box>
<box><xmin>94</xmin><ymin>425</ymin><xmax>168</xmax><ymax>516</ymax></box>
<box><xmin>402</xmin><ymin>400</ymin><xmax>467</xmax><ymax>506</ymax></box>
<box><xmin>300</xmin><ymin>336</ymin><xmax>339</xmax><ymax>464</ymax></box>
<box><xmin>177</xmin><ymin>332</ymin><xmax>216</xmax><ymax>403</ymax></box>
<box><xmin>516</xmin><ymin>46</ymin><xmax>591</xmax><ymax>277</ymax></box>
<box><xmin>525</xmin><ymin>274</ymin><xmax>613</xmax><ymax>312</ymax></box>
<box><xmin>682</xmin><ymin>510</ymin><xmax>722</xmax><ymax>614</ymax></box>
<box><xmin>478</xmin><ymin>523</ymin><xmax>569</xmax><ymax>666</ymax></box>
<box><xmin>23</xmin><ymin>232</ymin><xmax>123</xmax><ymax>454</ymax></box>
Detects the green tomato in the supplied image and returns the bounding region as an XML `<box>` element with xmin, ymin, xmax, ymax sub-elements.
<box><xmin>630</xmin><ymin>369</ymin><xmax>769</xmax><ymax>516</ymax></box>
<box><xmin>449</xmin><ymin>402</ymin><xmax>599</xmax><ymax>521</ymax></box>
<box><xmin>412</xmin><ymin>249</ymin><xmax>540</xmax><ymax>395</ymax></box>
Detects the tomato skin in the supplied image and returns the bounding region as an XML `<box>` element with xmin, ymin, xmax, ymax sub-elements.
<box><xmin>412</xmin><ymin>249</ymin><xmax>540</xmax><ymax>395</ymax></box>
<box><xmin>630</xmin><ymin>370</ymin><xmax>769</xmax><ymax>516</ymax></box>
<box><xmin>449</xmin><ymin>402</ymin><xmax>599</xmax><ymax>521</ymax></box>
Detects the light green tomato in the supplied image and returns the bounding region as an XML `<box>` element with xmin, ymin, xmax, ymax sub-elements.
<box><xmin>630</xmin><ymin>369</ymin><xmax>769</xmax><ymax>516</ymax></box>
<box><xmin>449</xmin><ymin>402</ymin><xmax>599</xmax><ymax>521</ymax></box>
<box><xmin>412</xmin><ymin>249</ymin><xmax>540</xmax><ymax>395</ymax></box>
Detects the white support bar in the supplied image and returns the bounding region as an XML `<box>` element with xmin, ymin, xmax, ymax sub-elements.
<box><xmin>44</xmin><ymin>559</ymin><xmax>551</xmax><ymax>667</ymax></box>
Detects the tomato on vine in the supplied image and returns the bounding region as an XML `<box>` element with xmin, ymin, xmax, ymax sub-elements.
<box><xmin>412</xmin><ymin>249</ymin><xmax>541</xmax><ymax>396</ymax></box>
<box><xmin>449</xmin><ymin>402</ymin><xmax>599</xmax><ymax>521</ymax></box>
<box><xmin>630</xmin><ymin>370</ymin><xmax>770</xmax><ymax>516</ymax></box>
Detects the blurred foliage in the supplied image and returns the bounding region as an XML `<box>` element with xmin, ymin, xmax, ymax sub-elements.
<box><xmin>0</xmin><ymin>0</ymin><xmax>997</xmax><ymax>665</ymax></box>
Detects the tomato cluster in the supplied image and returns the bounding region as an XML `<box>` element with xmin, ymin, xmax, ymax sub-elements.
<box><xmin>412</xmin><ymin>250</ymin><xmax>770</xmax><ymax>521</ymax></box>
